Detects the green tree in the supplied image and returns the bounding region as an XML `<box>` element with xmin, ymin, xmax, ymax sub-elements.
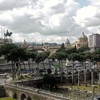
<box><xmin>35</xmin><ymin>51</ymin><xmax>50</xmax><ymax>75</ymax></box>
<box><xmin>43</xmin><ymin>68</ymin><xmax>57</xmax><ymax>91</ymax></box>
<box><xmin>65</xmin><ymin>46</ymin><xmax>77</xmax><ymax>54</ymax></box>
<box><xmin>68</xmin><ymin>53</ymin><xmax>85</xmax><ymax>62</ymax></box>
<box><xmin>55</xmin><ymin>52</ymin><xmax>67</xmax><ymax>67</ymax></box>
<box><xmin>68</xmin><ymin>53</ymin><xmax>77</xmax><ymax>85</ymax></box>
<box><xmin>0</xmin><ymin>44</ymin><xmax>18</xmax><ymax>56</ymax></box>
<box><xmin>25</xmin><ymin>50</ymin><xmax>33</xmax><ymax>70</ymax></box>
<box><xmin>61</xmin><ymin>43</ymin><xmax>65</xmax><ymax>49</ymax></box>
<box><xmin>77</xmin><ymin>45</ymin><xmax>90</xmax><ymax>53</ymax></box>
<box><xmin>91</xmin><ymin>49</ymin><xmax>100</xmax><ymax>86</ymax></box>
<box><xmin>30</xmin><ymin>52</ymin><xmax>37</xmax><ymax>69</ymax></box>
<box><xmin>68</xmin><ymin>53</ymin><xmax>85</xmax><ymax>85</ymax></box>
<box><xmin>16</xmin><ymin>47</ymin><xmax>26</xmax><ymax>73</ymax></box>
<box><xmin>0</xmin><ymin>44</ymin><xmax>19</xmax><ymax>79</ymax></box>
<box><xmin>91</xmin><ymin>54</ymin><xmax>100</xmax><ymax>62</ymax></box>
<box><xmin>56</xmin><ymin>43</ymin><xmax>66</xmax><ymax>53</ymax></box>
<box><xmin>93</xmin><ymin>48</ymin><xmax>100</xmax><ymax>54</ymax></box>
<box><xmin>54</xmin><ymin>51</ymin><xmax>67</xmax><ymax>82</ymax></box>
<box><xmin>85</xmin><ymin>52</ymin><xmax>92</xmax><ymax>61</ymax></box>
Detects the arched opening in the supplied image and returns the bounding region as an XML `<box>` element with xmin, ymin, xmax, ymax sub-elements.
<box><xmin>21</xmin><ymin>93</ymin><xmax>26</xmax><ymax>100</ymax></box>
<box><xmin>27</xmin><ymin>96</ymin><xmax>32</xmax><ymax>100</ymax></box>
<box><xmin>13</xmin><ymin>92</ymin><xmax>17</xmax><ymax>99</ymax></box>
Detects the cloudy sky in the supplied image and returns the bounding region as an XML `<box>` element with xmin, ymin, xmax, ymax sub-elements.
<box><xmin>0</xmin><ymin>0</ymin><xmax>100</xmax><ymax>44</ymax></box>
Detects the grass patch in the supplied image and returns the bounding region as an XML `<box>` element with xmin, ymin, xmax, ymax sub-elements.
<box><xmin>0</xmin><ymin>97</ymin><xmax>14</xmax><ymax>100</ymax></box>
<box><xmin>14</xmin><ymin>74</ymin><xmax>33</xmax><ymax>81</ymax></box>
<box><xmin>33</xmin><ymin>95</ymin><xmax>47</xmax><ymax>100</ymax></box>
<box><xmin>64</xmin><ymin>85</ymin><xmax>99</xmax><ymax>93</ymax></box>
<box><xmin>57</xmin><ymin>85</ymin><xmax>100</xmax><ymax>100</ymax></box>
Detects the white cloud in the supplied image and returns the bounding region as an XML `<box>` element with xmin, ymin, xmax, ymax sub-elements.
<box><xmin>0</xmin><ymin>0</ymin><xmax>35</xmax><ymax>11</ymax></box>
<box><xmin>74</xmin><ymin>6</ymin><xmax>98</xmax><ymax>27</ymax></box>
<box><xmin>74</xmin><ymin>0</ymin><xmax>100</xmax><ymax>35</ymax></box>
<box><xmin>0</xmin><ymin>0</ymin><xmax>91</xmax><ymax>43</ymax></box>
<box><xmin>88</xmin><ymin>0</ymin><xmax>100</xmax><ymax>5</ymax></box>
<box><xmin>12</xmin><ymin>33</ymin><xmax>77</xmax><ymax>44</ymax></box>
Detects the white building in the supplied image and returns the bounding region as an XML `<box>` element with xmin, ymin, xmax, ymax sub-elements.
<box><xmin>89</xmin><ymin>34</ymin><xmax>100</xmax><ymax>50</ymax></box>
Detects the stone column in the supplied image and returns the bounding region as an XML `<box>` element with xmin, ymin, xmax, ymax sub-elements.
<box><xmin>84</xmin><ymin>69</ymin><xmax>87</xmax><ymax>86</ymax></box>
<box><xmin>78</xmin><ymin>70</ymin><xmax>80</xmax><ymax>86</ymax></box>
<box><xmin>91</xmin><ymin>69</ymin><xmax>94</xmax><ymax>85</ymax></box>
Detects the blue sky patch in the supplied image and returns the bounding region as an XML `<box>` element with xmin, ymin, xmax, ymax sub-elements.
<box><xmin>76</xmin><ymin>0</ymin><xmax>89</xmax><ymax>7</ymax></box>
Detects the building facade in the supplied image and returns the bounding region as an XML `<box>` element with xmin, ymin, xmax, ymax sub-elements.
<box><xmin>72</xmin><ymin>32</ymin><xmax>88</xmax><ymax>48</ymax></box>
<box><xmin>65</xmin><ymin>38</ymin><xmax>71</xmax><ymax>48</ymax></box>
<box><xmin>89</xmin><ymin>34</ymin><xmax>100</xmax><ymax>50</ymax></box>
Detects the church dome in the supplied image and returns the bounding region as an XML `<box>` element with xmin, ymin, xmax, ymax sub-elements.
<box><xmin>80</xmin><ymin>32</ymin><xmax>87</xmax><ymax>39</ymax></box>
<box><xmin>66</xmin><ymin>38</ymin><xmax>70</xmax><ymax>45</ymax></box>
